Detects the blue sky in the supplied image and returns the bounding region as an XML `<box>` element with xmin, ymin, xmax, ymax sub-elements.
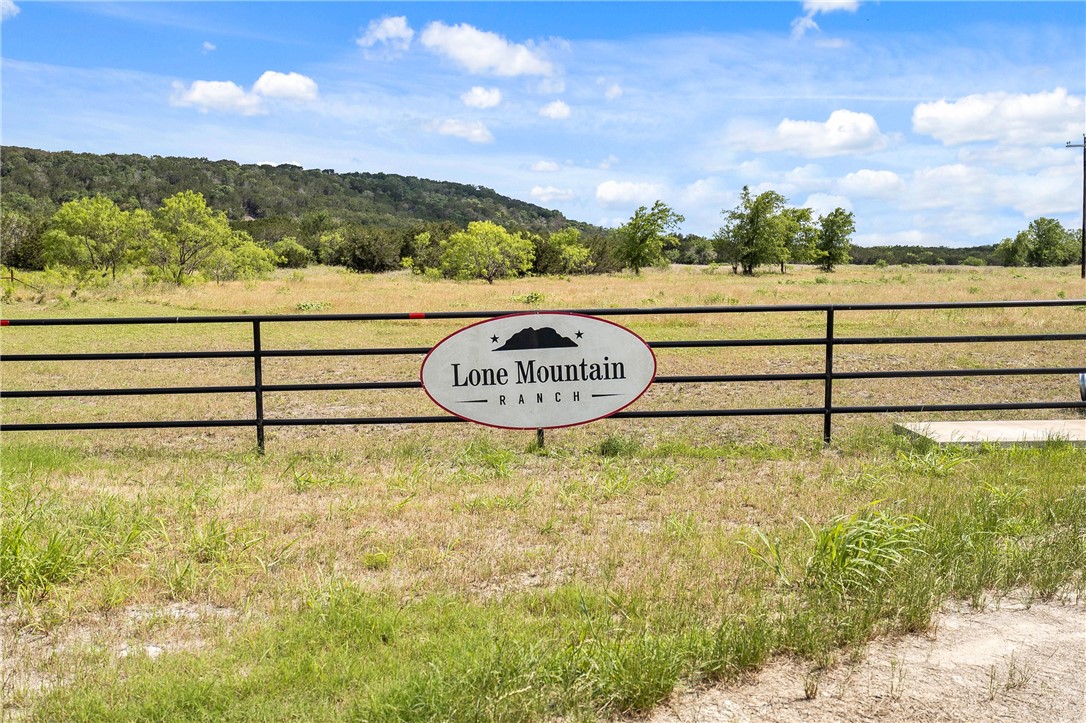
<box><xmin>2</xmin><ymin>1</ymin><xmax>1083</xmax><ymax>246</ymax></box>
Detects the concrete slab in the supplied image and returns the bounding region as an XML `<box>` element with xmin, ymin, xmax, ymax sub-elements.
<box><xmin>895</xmin><ymin>420</ymin><xmax>1086</xmax><ymax>447</ymax></box>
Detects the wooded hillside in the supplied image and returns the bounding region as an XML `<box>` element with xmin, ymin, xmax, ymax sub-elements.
<box><xmin>0</xmin><ymin>146</ymin><xmax>573</xmax><ymax>233</ymax></box>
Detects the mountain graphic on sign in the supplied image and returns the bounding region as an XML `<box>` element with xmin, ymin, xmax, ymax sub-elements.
<box><xmin>495</xmin><ymin>327</ymin><xmax>579</xmax><ymax>351</ymax></box>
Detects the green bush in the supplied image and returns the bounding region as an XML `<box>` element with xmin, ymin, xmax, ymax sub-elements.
<box><xmin>339</xmin><ymin>226</ymin><xmax>401</xmax><ymax>273</ymax></box>
<box><xmin>272</xmin><ymin>237</ymin><xmax>313</xmax><ymax>268</ymax></box>
<box><xmin>440</xmin><ymin>221</ymin><xmax>534</xmax><ymax>283</ymax></box>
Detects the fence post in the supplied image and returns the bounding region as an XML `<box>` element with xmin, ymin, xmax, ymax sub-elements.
<box><xmin>823</xmin><ymin>307</ymin><xmax>835</xmax><ymax>445</ymax></box>
<box><xmin>253</xmin><ymin>320</ymin><xmax>266</xmax><ymax>454</ymax></box>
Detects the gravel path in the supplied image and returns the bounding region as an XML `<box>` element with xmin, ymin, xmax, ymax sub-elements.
<box><xmin>644</xmin><ymin>596</ymin><xmax>1085</xmax><ymax>722</ymax></box>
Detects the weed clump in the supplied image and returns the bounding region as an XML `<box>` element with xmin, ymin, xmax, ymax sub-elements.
<box><xmin>598</xmin><ymin>435</ymin><xmax>641</xmax><ymax>458</ymax></box>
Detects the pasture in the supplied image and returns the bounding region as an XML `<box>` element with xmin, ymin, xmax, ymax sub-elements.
<box><xmin>2</xmin><ymin>264</ymin><xmax>1085</xmax><ymax>721</ymax></box>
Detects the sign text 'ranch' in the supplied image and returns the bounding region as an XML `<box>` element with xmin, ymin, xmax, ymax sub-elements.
<box><xmin>421</xmin><ymin>313</ymin><xmax>656</xmax><ymax>429</ymax></box>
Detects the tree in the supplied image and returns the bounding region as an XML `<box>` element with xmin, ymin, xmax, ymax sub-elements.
<box><xmin>403</xmin><ymin>231</ymin><xmax>437</xmax><ymax>275</ymax></box>
<box><xmin>713</xmin><ymin>226</ymin><xmax>742</xmax><ymax>274</ymax></box>
<box><xmin>714</xmin><ymin>187</ymin><xmax>789</xmax><ymax>275</ymax></box>
<box><xmin>42</xmin><ymin>195</ymin><xmax>147</xmax><ymax>279</ymax></box>
<box><xmin>0</xmin><ymin>208</ymin><xmax>46</xmax><ymax>278</ymax></box>
<box><xmin>534</xmin><ymin>227</ymin><xmax>593</xmax><ymax>275</ymax></box>
<box><xmin>148</xmin><ymin>191</ymin><xmax>239</xmax><ymax>284</ymax></box>
<box><xmin>816</xmin><ymin>208</ymin><xmax>855</xmax><ymax>272</ymax></box>
<box><xmin>996</xmin><ymin>232</ymin><xmax>1030</xmax><ymax>266</ymax></box>
<box><xmin>298</xmin><ymin>209</ymin><xmax>336</xmax><ymax>256</ymax></box>
<box><xmin>339</xmin><ymin>225</ymin><xmax>401</xmax><ymax>273</ymax></box>
<box><xmin>271</xmin><ymin>237</ymin><xmax>313</xmax><ymax>268</ymax></box>
<box><xmin>229</xmin><ymin>239</ymin><xmax>279</xmax><ymax>280</ymax></box>
<box><xmin>1025</xmin><ymin>217</ymin><xmax>1077</xmax><ymax>267</ymax></box>
<box><xmin>780</xmin><ymin>207</ymin><xmax>819</xmax><ymax>269</ymax></box>
<box><xmin>439</xmin><ymin>221</ymin><xmax>535</xmax><ymax>283</ymax></box>
<box><xmin>614</xmin><ymin>200</ymin><xmax>684</xmax><ymax>274</ymax></box>
<box><xmin>996</xmin><ymin>218</ymin><xmax>1078</xmax><ymax>267</ymax></box>
<box><xmin>668</xmin><ymin>234</ymin><xmax>716</xmax><ymax>265</ymax></box>
<box><xmin>202</xmin><ymin>238</ymin><xmax>278</xmax><ymax>283</ymax></box>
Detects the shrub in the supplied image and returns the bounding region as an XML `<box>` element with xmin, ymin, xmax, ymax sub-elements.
<box><xmin>203</xmin><ymin>240</ymin><xmax>279</xmax><ymax>283</ymax></box>
<box><xmin>272</xmin><ymin>237</ymin><xmax>313</xmax><ymax>268</ymax></box>
<box><xmin>339</xmin><ymin>226</ymin><xmax>401</xmax><ymax>273</ymax></box>
<box><xmin>440</xmin><ymin>221</ymin><xmax>534</xmax><ymax>283</ymax></box>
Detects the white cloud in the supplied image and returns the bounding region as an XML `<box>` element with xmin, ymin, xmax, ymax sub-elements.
<box><xmin>421</xmin><ymin>21</ymin><xmax>552</xmax><ymax>77</ymax></box>
<box><xmin>803</xmin><ymin>1</ymin><xmax>861</xmax><ymax>12</ymax></box>
<box><xmin>596</xmin><ymin>180</ymin><xmax>664</xmax><ymax>207</ymax></box>
<box><xmin>789</xmin><ymin>15</ymin><xmax>820</xmax><ymax>40</ymax></box>
<box><xmin>357</xmin><ymin>16</ymin><xmax>414</xmax><ymax>52</ymax></box>
<box><xmin>171</xmin><ymin>80</ymin><xmax>265</xmax><ymax>116</ymax></box>
<box><xmin>854</xmin><ymin>230</ymin><xmax>936</xmax><ymax>247</ymax></box>
<box><xmin>996</xmin><ymin>166</ymin><xmax>1079</xmax><ymax>218</ymax></box>
<box><xmin>782</xmin><ymin>164</ymin><xmax>827</xmax><ymax>186</ymax></box>
<box><xmin>460</xmin><ymin>86</ymin><xmax>502</xmax><ymax>109</ymax></box>
<box><xmin>898</xmin><ymin>162</ymin><xmax>1076</xmax><ymax>221</ymax></box>
<box><xmin>679</xmin><ymin>178</ymin><xmax>735</xmax><ymax>210</ymax></box>
<box><xmin>429</xmin><ymin>119</ymin><xmax>494</xmax><ymax>144</ymax></box>
<box><xmin>172</xmin><ymin>71</ymin><xmax>318</xmax><ymax>115</ymax></box>
<box><xmin>747</xmin><ymin>109</ymin><xmax>889</xmax><ymax>157</ymax></box>
<box><xmin>539</xmin><ymin>100</ymin><xmax>571</xmax><ymax>120</ymax></box>
<box><xmin>907</xmin><ymin>164</ymin><xmax>985</xmax><ymax>209</ymax></box>
<box><xmin>531</xmin><ymin>186</ymin><xmax>576</xmax><ymax>203</ymax></box>
<box><xmin>803</xmin><ymin>193</ymin><xmax>852</xmax><ymax>217</ymax></box>
<box><xmin>531</xmin><ymin>160</ymin><xmax>561</xmax><ymax>172</ymax></box>
<box><xmin>252</xmin><ymin>71</ymin><xmax>318</xmax><ymax>102</ymax></box>
<box><xmin>912</xmin><ymin>88</ymin><xmax>1084</xmax><ymax>146</ymax></box>
<box><xmin>957</xmin><ymin>146</ymin><xmax>1068</xmax><ymax>173</ymax></box>
<box><xmin>599</xmin><ymin>155</ymin><xmax>619</xmax><ymax>170</ymax></box>
<box><xmin>1</xmin><ymin>0</ymin><xmax>19</xmax><ymax>21</ymax></box>
<box><xmin>749</xmin><ymin>181</ymin><xmax>783</xmax><ymax>197</ymax></box>
<box><xmin>791</xmin><ymin>0</ymin><xmax>860</xmax><ymax>40</ymax></box>
<box><xmin>837</xmin><ymin>169</ymin><xmax>904</xmax><ymax>198</ymax></box>
<box><xmin>603</xmin><ymin>82</ymin><xmax>623</xmax><ymax>100</ymax></box>
<box><xmin>201</xmin><ymin>41</ymin><xmax>216</xmax><ymax>53</ymax></box>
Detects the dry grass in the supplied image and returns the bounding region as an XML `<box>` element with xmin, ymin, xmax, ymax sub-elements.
<box><xmin>3</xmin><ymin>264</ymin><xmax>1084</xmax><ymax>434</ymax></box>
<box><xmin>1</xmin><ymin>263</ymin><xmax>1084</xmax><ymax>720</ymax></box>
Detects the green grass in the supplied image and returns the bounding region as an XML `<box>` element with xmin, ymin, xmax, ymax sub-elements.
<box><xmin>6</xmin><ymin>435</ymin><xmax>1082</xmax><ymax>721</ymax></box>
<box><xmin>1</xmin><ymin>475</ymin><xmax>148</xmax><ymax>604</ymax></box>
<box><xmin>2</xmin><ymin>266</ymin><xmax>1084</xmax><ymax>720</ymax></box>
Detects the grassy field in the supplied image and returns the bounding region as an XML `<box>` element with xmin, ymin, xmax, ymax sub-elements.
<box><xmin>2</xmin><ymin>264</ymin><xmax>1085</xmax><ymax>721</ymax></box>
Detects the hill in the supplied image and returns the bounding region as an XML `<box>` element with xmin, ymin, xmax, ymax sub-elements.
<box><xmin>0</xmin><ymin>146</ymin><xmax>577</xmax><ymax>234</ymax></box>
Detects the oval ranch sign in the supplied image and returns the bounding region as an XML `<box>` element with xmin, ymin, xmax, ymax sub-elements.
<box><xmin>421</xmin><ymin>313</ymin><xmax>656</xmax><ymax>430</ymax></box>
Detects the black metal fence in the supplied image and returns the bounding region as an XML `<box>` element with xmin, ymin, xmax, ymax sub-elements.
<box><xmin>2</xmin><ymin>299</ymin><xmax>1084</xmax><ymax>452</ymax></box>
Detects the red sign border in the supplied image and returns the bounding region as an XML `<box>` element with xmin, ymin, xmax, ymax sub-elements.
<box><xmin>420</xmin><ymin>312</ymin><xmax>657</xmax><ymax>430</ymax></box>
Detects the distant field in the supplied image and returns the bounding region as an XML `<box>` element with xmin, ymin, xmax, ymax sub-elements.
<box><xmin>2</xmin><ymin>264</ymin><xmax>1085</xmax><ymax>721</ymax></box>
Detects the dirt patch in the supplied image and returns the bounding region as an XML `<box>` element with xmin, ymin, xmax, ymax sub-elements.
<box><xmin>644</xmin><ymin>595</ymin><xmax>1085</xmax><ymax>722</ymax></box>
<box><xmin>2</xmin><ymin>602</ymin><xmax>240</xmax><ymax>716</ymax></box>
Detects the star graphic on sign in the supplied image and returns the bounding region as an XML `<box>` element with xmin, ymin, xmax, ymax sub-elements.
<box><xmin>491</xmin><ymin>334</ymin><xmax>499</xmax><ymax>343</ymax></box>
<box><xmin>575</xmin><ymin>331</ymin><xmax>584</xmax><ymax>339</ymax></box>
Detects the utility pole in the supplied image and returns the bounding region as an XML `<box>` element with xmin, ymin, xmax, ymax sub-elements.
<box><xmin>1067</xmin><ymin>134</ymin><xmax>1086</xmax><ymax>280</ymax></box>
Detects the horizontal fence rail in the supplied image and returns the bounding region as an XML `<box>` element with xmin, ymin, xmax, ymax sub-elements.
<box><xmin>2</xmin><ymin>300</ymin><xmax>1084</xmax><ymax>451</ymax></box>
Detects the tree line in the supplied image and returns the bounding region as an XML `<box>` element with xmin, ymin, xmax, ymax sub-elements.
<box><xmin>2</xmin><ymin>146</ymin><xmax>1080</xmax><ymax>285</ymax></box>
<box><xmin>994</xmin><ymin>217</ymin><xmax>1082</xmax><ymax>267</ymax></box>
<box><xmin>1</xmin><ymin>191</ymin><xmax>282</xmax><ymax>285</ymax></box>
<box><xmin>3</xmin><ymin>186</ymin><xmax>856</xmax><ymax>284</ymax></box>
